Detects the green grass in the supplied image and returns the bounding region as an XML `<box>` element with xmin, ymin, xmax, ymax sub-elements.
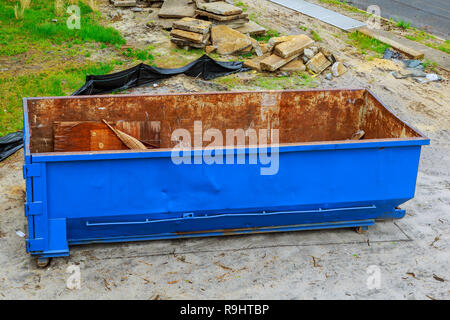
<box><xmin>405</xmin><ymin>32</ymin><xmax>450</xmax><ymax>54</ymax></box>
<box><xmin>0</xmin><ymin>0</ymin><xmax>125</xmax><ymax>57</ymax></box>
<box><xmin>122</xmin><ymin>47</ymin><xmax>155</xmax><ymax>64</ymax></box>
<box><xmin>396</xmin><ymin>20</ymin><xmax>411</xmax><ymax>29</ymax></box>
<box><xmin>0</xmin><ymin>0</ymin><xmax>128</xmax><ymax>136</ymax></box>
<box><xmin>318</xmin><ymin>0</ymin><xmax>367</xmax><ymax>15</ymax></box>
<box><xmin>234</xmin><ymin>1</ymin><xmax>248</xmax><ymax>12</ymax></box>
<box><xmin>0</xmin><ymin>62</ymin><xmax>116</xmax><ymax>135</ymax></box>
<box><xmin>310</xmin><ymin>30</ymin><xmax>322</xmax><ymax>42</ymax></box>
<box><xmin>254</xmin><ymin>29</ymin><xmax>280</xmax><ymax>42</ymax></box>
<box><xmin>347</xmin><ymin>31</ymin><xmax>390</xmax><ymax>55</ymax></box>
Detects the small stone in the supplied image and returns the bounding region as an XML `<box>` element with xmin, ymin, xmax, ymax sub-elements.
<box><xmin>331</xmin><ymin>62</ymin><xmax>348</xmax><ymax>77</ymax></box>
<box><xmin>302</xmin><ymin>56</ymin><xmax>309</xmax><ymax>63</ymax></box>
<box><xmin>131</xmin><ymin>7</ymin><xmax>143</xmax><ymax>12</ymax></box>
<box><xmin>325</xmin><ymin>73</ymin><xmax>333</xmax><ymax>80</ymax></box>
<box><xmin>52</xmin><ymin>19</ymin><xmax>58</xmax><ymax>23</ymax></box>
<box><xmin>303</xmin><ymin>48</ymin><xmax>315</xmax><ymax>59</ymax></box>
<box><xmin>251</xmin><ymin>38</ymin><xmax>263</xmax><ymax>56</ymax></box>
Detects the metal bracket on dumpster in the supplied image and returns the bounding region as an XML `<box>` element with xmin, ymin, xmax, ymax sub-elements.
<box><xmin>25</xmin><ymin>201</ymin><xmax>43</xmax><ymax>217</ymax></box>
<box><xmin>23</xmin><ymin>163</ymin><xmax>41</xmax><ymax>179</ymax></box>
<box><xmin>26</xmin><ymin>238</ymin><xmax>45</xmax><ymax>252</ymax></box>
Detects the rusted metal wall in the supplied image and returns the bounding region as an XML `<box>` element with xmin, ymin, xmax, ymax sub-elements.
<box><xmin>26</xmin><ymin>89</ymin><xmax>421</xmax><ymax>154</ymax></box>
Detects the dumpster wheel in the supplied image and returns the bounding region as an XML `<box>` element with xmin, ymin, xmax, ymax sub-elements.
<box><xmin>36</xmin><ymin>257</ymin><xmax>51</xmax><ymax>268</ymax></box>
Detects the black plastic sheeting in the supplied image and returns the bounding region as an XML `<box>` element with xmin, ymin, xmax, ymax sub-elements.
<box><xmin>0</xmin><ymin>131</ymin><xmax>23</xmax><ymax>162</ymax></box>
<box><xmin>0</xmin><ymin>55</ymin><xmax>249</xmax><ymax>162</ymax></box>
<box><xmin>73</xmin><ymin>54</ymin><xmax>249</xmax><ymax>95</ymax></box>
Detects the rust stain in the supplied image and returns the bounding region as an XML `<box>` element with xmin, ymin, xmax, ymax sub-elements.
<box><xmin>26</xmin><ymin>89</ymin><xmax>424</xmax><ymax>154</ymax></box>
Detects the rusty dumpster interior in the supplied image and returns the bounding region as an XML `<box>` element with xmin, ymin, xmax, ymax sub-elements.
<box><xmin>26</xmin><ymin>89</ymin><xmax>422</xmax><ymax>154</ymax></box>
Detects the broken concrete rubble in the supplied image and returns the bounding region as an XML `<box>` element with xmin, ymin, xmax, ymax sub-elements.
<box><xmin>211</xmin><ymin>25</ymin><xmax>252</xmax><ymax>55</ymax></box>
<box><xmin>196</xmin><ymin>1</ymin><xmax>242</xmax><ymax>16</ymax></box>
<box><xmin>195</xmin><ymin>9</ymin><xmax>247</xmax><ymax>21</ymax></box>
<box><xmin>260</xmin><ymin>53</ymin><xmax>300</xmax><ymax>72</ymax></box>
<box><xmin>173</xmin><ymin>17</ymin><xmax>212</xmax><ymax>35</ymax></box>
<box><xmin>170</xmin><ymin>29</ymin><xmax>209</xmax><ymax>44</ymax></box>
<box><xmin>273</xmin><ymin>35</ymin><xmax>313</xmax><ymax>58</ymax></box>
<box><xmin>159</xmin><ymin>0</ymin><xmax>195</xmax><ymax>18</ymax></box>
<box><xmin>280</xmin><ymin>59</ymin><xmax>306</xmax><ymax>72</ymax></box>
<box><xmin>306</xmin><ymin>52</ymin><xmax>331</xmax><ymax>74</ymax></box>
<box><xmin>113</xmin><ymin>0</ymin><xmax>137</xmax><ymax>7</ymax></box>
<box><xmin>243</xmin><ymin>53</ymin><xmax>271</xmax><ymax>72</ymax></box>
<box><xmin>331</xmin><ymin>61</ymin><xmax>347</xmax><ymax>77</ymax></box>
<box><xmin>235</xmin><ymin>21</ymin><xmax>266</xmax><ymax>36</ymax></box>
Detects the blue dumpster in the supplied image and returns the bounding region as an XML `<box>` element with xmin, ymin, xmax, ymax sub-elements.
<box><xmin>22</xmin><ymin>89</ymin><xmax>429</xmax><ymax>259</ymax></box>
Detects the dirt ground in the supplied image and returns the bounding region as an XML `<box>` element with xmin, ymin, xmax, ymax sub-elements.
<box><xmin>0</xmin><ymin>0</ymin><xmax>448</xmax><ymax>299</ymax></box>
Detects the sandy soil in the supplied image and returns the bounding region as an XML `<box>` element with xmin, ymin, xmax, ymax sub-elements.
<box><xmin>0</xmin><ymin>0</ymin><xmax>448</xmax><ymax>299</ymax></box>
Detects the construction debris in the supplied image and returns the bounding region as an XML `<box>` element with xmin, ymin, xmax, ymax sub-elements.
<box><xmin>235</xmin><ymin>21</ymin><xmax>266</xmax><ymax>36</ymax></box>
<box><xmin>173</xmin><ymin>17</ymin><xmax>212</xmax><ymax>35</ymax></box>
<box><xmin>280</xmin><ymin>59</ymin><xmax>306</xmax><ymax>72</ymax></box>
<box><xmin>170</xmin><ymin>18</ymin><xmax>212</xmax><ymax>48</ymax></box>
<box><xmin>331</xmin><ymin>61</ymin><xmax>347</xmax><ymax>77</ymax></box>
<box><xmin>196</xmin><ymin>1</ymin><xmax>242</xmax><ymax>16</ymax></box>
<box><xmin>108</xmin><ymin>0</ymin><xmax>342</xmax><ymax>77</ymax></box>
<box><xmin>305</xmin><ymin>52</ymin><xmax>331</xmax><ymax>74</ymax></box>
<box><xmin>243</xmin><ymin>53</ymin><xmax>271</xmax><ymax>72</ymax></box>
<box><xmin>195</xmin><ymin>1</ymin><xmax>249</xmax><ymax>30</ymax></box>
<box><xmin>273</xmin><ymin>35</ymin><xmax>314</xmax><ymax>58</ymax></box>
<box><xmin>113</xmin><ymin>0</ymin><xmax>137</xmax><ymax>7</ymax></box>
<box><xmin>159</xmin><ymin>0</ymin><xmax>196</xmax><ymax>18</ymax></box>
<box><xmin>242</xmin><ymin>32</ymin><xmax>342</xmax><ymax>75</ymax></box>
<box><xmin>211</xmin><ymin>25</ymin><xmax>252</xmax><ymax>55</ymax></box>
<box><xmin>260</xmin><ymin>53</ymin><xmax>300</xmax><ymax>72</ymax></box>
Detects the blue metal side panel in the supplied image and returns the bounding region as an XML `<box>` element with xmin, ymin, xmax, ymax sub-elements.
<box><xmin>25</xmin><ymin>142</ymin><xmax>425</xmax><ymax>256</ymax></box>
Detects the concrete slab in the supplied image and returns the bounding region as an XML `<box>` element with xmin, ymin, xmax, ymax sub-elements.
<box><xmin>196</xmin><ymin>1</ymin><xmax>243</xmax><ymax>16</ymax></box>
<box><xmin>211</xmin><ymin>25</ymin><xmax>252</xmax><ymax>55</ymax></box>
<box><xmin>235</xmin><ymin>21</ymin><xmax>266</xmax><ymax>36</ymax></box>
<box><xmin>158</xmin><ymin>0</ymin><xmax>196</xmax><ymax>18</ymax></box>
<box><xmin>273</xmin><ymin>34</ymin><xmax>314</xmax><ymax>58</ymax></box>
<box><xmin>172</xmin><ymin>18</ymin><xmax>212</xmax><ymax>35</ymax></box>
<box><xmin>358</xmin><ymin>28</ymin><xmax>450</xmax><ymax>71</ymax></box>
<box><xmin>269</xmin><ymin>0</ymin><xmax>366</xmax><ymax>31</ymax></box>
<box><xmin>195</xmin><ymin>9</ymin><xmax>247</xmax><ymax>21</ymax></box>
<box><xmin>260</xmin><ymin>53</ymin><xmax>300</xmax><ymax>71</ymax></box>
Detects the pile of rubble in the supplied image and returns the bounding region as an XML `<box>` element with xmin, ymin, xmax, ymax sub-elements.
<box><xmin>111</xmin><ymin>0</ymin><xmax>265</xmax><ymax>35</ymax></box>
<box><xmin>170</xmin><ymin>18</ymin><xmax>212</xmax><ymax>49</ymax></box>
<box><xmin>169</xmin><ymin>17</ymin><xmax>262</xmax><ymax>56</ymax></box>
<box><xmin>244</xmin><ymin>34</ymin><xmax>348</xmax><ymax>77</ymax></box>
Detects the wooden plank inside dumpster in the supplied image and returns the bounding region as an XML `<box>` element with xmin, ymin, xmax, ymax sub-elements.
<box><xmin>53</xmin><ymin>121</ymin><xmax>160</xmax><ymax>152</ymax></box>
